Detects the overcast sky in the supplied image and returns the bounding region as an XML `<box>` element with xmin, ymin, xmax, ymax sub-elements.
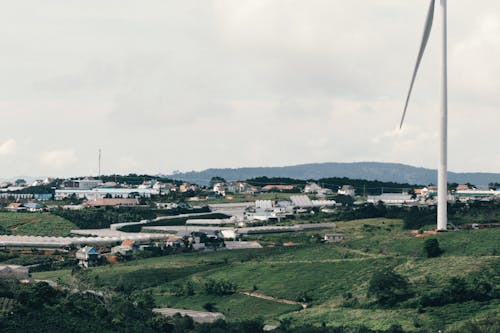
<box><xmin>0</xmin><ymin>0</ymin><xmax>499</xmax><ymax>178</ymax></box>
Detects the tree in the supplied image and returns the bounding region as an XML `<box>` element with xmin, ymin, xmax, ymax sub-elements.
<box><xmin>209</xmin><ymin>176</ymin><xmax>226</xmax><ymax>188</ymax></box>
<box><xmin>424</xmin><ymin>238</ymin><xmax>443</xmax><ymax>258</ymax></box>
<box><xmin>367</xmin><ymin>270</ymin><xmax>411</xmax><ymax>306</ymax></box>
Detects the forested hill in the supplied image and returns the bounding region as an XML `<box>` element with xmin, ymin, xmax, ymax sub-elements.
<box><xmin>165</xmin><ymin>162</ymin><xmax>500</xmax><ymax>186</ymax></box>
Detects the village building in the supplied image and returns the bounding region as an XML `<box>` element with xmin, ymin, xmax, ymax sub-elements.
<box><xmin>165</xmin><ymin>237</ymin><xmax>184</xmax><ymax>248</ymax></box>
<box><xmin>62</xmin><ymin>178</ymin><xmax>103</xmax><ymax>190</ymax></box>
<box><xmin>261</xmin><ymin>184</ymin><xmax>297</xmax><ymax>192</ymax></box>
<box><xmin>213</xmin><ymin>181</ymin><xmax>257</xmax><ymax>196</ymax></box>
<box><xmin>304</xmin><ymin>182</ymin><xmax>322</xmax><ymax>193</ymax></box>
<box><xmin>5</xmin><ymin>202</ymin><xmax>27</xmax><ymax>212</ymax></box>
<box><xmin>179</xmin><ymin>183</ymin><xmax>198</xmax><ymax>193</ymax></box>
<box><xmin>24</xmin><ymin>202</ymin><xmax>46</xmax><ymax>212</ymax></box>
<box><xmin>55</xmin><ymin>187</ymin><xmax>157</xmax><ymax>200</ymax></box>
<box><xmin>455</xmin><ymin>189</ymin><xmax>498</xmax><ymax>202</ymax></box>
<box><xmin>290</xmin><ymin>195</ymin><xmax>314</xmax><ymax>208</ymax></box>
<box><xmin>111</xmin><ymin>239</ymin><xmax>140</xmax><ymax>257</ymax></box>
<box><xmin>367</xmin><ymin>193</ymin><xmax>418</xmax><ymax>206</ymax></box>
<box><xmin>323</xmin><ymin>233</ymin><xmax>344</xmax><ymax>243</ymax></box>
<box><xmin>75</xmin><ymin>246</ymin><xmax>101</xmax><ymax>268</ymax></box>
<box><xmin>338</xmin><ymin>185</ymin><xmax>356</xmax><ymax>196</ymax></box>
<box><xmin>85</xmin><ymin>198</ymin><xmax>140</xmax><ymax>208</ymax></box>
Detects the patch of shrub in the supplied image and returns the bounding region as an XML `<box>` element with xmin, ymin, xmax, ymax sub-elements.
<box><xmin>203</xmin><ymin>279</ymin><xmax>237</xmax><ymax>296</ymax></box>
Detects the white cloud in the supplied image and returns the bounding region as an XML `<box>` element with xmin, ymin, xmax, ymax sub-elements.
<box><xmin>40</xmin><ymin>149</ymin><xmax>77</xmax><ymax>170</ymax></box>
<box><xmin>0</xmin><ymin>139</ymin><xmax>16</xmax><ymax>155</ymax></box>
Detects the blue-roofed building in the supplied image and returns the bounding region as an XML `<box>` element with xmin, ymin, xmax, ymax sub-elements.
<box><xmin>76</xmin><ymin>246</ymin><xmax>100</xmax><ymax>268</ymax></box>
<box><xmin>34</xmin><ymin>193</ymin><xmax>53</xmax><ymax>201</ymax></box>
<box><xmin>23</xmin><ymin>202</ymin><xmax>45</xmax><ymax>212</ymax></box>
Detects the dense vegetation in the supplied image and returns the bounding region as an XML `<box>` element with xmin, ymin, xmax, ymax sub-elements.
<box><xmin>246</xmin><ymin>177</ymin><xmax>307</xmax><ymax>187</ymax></box>
<box><xmin>52</xmin><ymin>206</ymin><xmax>211</xmax><ymax>229</ymax></box>
<box><xmin>118</xmin><ymin>213</ymin><xmax>230</xmax><ymax>232</ymax></box>
<box><xmin>0</xmin><ymin>249</ymin><xmax>75</xmax><ymax>271</ymax></box>
<box><xmin>282</xmin><ymin>201</ymin><xmax>499</xmax><ymax>230</ymax></box>
<box><xmin>0</xmin><ymin>281</ymin><xmax>172</xmax><ymax>332</ymax></box>
<box><xmin>318</xmin><ymin>177</ymin><xmax>422</xmax><ymax>195</ymax></box>
<box><xmin>1</xmin><ymin>279</ymin><xmax>441</xmax><ymax>333</ymax></box>
<box><xmin>244</xmin><ymin>176</ymin><xmax>422</xmax><ymax>195</ymax></box>
<box><xmin>97</xmin><ymin>173</ymin><xmax>182</xmax><ymax>186</ymax></box>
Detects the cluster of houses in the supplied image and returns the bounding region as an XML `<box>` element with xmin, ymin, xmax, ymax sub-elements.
<box><xmin>74</xmin><ymin>231</ymin><xmax>226</xmax><ymax>268</ymax></box>
<box><xmin>0</xmin><ymin>178</ymin><xmax>54</xmax><ymax>201</ymax></box>
<box><xmin>0</xmin><ymin>177</ymin><xmax>202</xmax><ymax>203</ymax></box>
<box><xmin>2</xmin><ymin>174</ymin><xmax>499</xmax><ymax>213</ymax></box>
<box><xmin>55</xmin><ymin>178</ymin><xmax>200</xmax><ymax>200</ymax></box>
<box><xmin>243</xmin><ymin>195</ymin><xmax>338</xmax><ymax>222</ymax></box>
<box><xmin>212</xmin><ymin>181</ymin><xmax>355</xmax><ymax>198</ymax></box>
<box><xmin>5</xmin><ymin>202</ymin><xmax>46</xmax><ymax>212</ymax></box>
<box><xmin>0</xmin><ymin>178</ymin><xmax>54</xmax><ymax>191</ymax></box>
<box><xmin>367</xmin><ymin>185</ymin><xmax>500</xmax><ymax>206</ymax></box>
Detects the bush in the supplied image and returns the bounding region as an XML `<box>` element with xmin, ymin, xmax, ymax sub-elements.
<box><xmin>367</xmin><ymin>270</ymin><xmax>411</xmax><ymax>306</ymax></box>
<box><xmin>419</xmin><ymin>274</ymin><xmax>498</xmax><ymax>307</ymax></box>
<box><xmin>204</xmin><ymin>279</ymin><xmax>237</xmax><ymax>296</ymax></box>
<box><xmin>423</xmin><ymin>238</ymin><xmax>443</xmax><ymax>258</ymax></box>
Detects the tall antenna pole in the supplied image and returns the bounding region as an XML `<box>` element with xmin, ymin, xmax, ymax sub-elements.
<box><xmin>98</xmin><ymin>148</ymin><xmax>102</xmax><ymax>178</ymax></box>
<box><xmin>437</xmin><ymin>0</ymin><xmax>448</xmax><ymax>231</ymax></box>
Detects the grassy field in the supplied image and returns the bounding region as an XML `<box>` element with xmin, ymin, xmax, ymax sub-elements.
<box><xmin>0</xmin><ymin>212</ymin><xmax>77</xmax><ymax>236</ymax></box>
<box><xmin>155</xmin><ymin>293</ymin><xmax>302</xmax><ymax>321</ymax></box>
<box><xmin>33</xmin><ymin>218</ymin><xmax>500</xmax><ymax>331</ymax></box>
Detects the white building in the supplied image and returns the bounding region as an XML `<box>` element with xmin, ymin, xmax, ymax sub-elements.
<box><xmin>213</xmin><ymin>183</ymin><xmax>226</xmax><ymax>196</ymax></box>
<box><xmin>255</xmin><ymin>200</ymin><xmax>273</xmax><ymax>209</ymax></box>
<box><xmin>290</xmin><ymin>195</ymin><xmax>314</xmax><ymax>208</ymax></box>
<box><xmin>311</xmin><ymin>199</ymin><xmax>337</xmax><ymax>207</ymax></box>
<box><xmin>304</xmin><ymin>182</ymin><xmax>322</xmax><ymax>194</ymax></box>
<box><xmin>55</xmin><ymin>187</ymin><xmax>158</xmax><ymax>200</ymax></box>
<box><xmin>455</xmin><ymin>189</ymin><xmax>498</xmax><ymax>202</ymax></box>
<box><xmin>338</xmin><ymin>185</ymin><xmax>355</xmax><ymax>196</ymax></box>
<box><xmin>62</xmin><ymin>178</ymin><xmax>103</xmax><ymax>190</ymax></box>
<box><xmin>367</xmin><ymin>193</ymin><xmax>417</xmax><ymax>206</ymax></box>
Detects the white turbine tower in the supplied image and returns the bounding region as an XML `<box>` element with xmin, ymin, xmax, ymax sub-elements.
<box><xmin>400</xmin><ymin>0</ymin><xmax>448</xmax><ymax>231</ymax></box>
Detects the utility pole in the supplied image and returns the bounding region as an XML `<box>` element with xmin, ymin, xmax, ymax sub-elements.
<box><xmin>98</xmin><ymin>148</ymin><xmax>101</xmax><ymax>178</ymax></box>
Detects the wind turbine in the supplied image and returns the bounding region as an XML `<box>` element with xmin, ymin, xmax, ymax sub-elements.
<box><xmin>400</xmin><ymin>0</ymin><xmax>448</xmax><ymax>231</ymax></box>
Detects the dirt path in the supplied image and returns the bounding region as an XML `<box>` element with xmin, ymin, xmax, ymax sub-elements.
<box><xmin>263</xmin><ymin>256</ymin><xmax>378</xmax><ymax>265</ymax></box>
<box><xmin>239</xmin><ymin>291</ymin><xmax>308</xmax><ymax>309</ymax></box>
<box><xmin>341</xmin><ymin>247</ymin><xmax>382</xmax><ymax>258</ymax></box>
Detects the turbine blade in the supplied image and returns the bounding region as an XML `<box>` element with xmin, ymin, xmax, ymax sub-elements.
<box><xmin>400</xmin><ymin>0</ymin><xmax>435</xmax><ymax>128</ymax></box>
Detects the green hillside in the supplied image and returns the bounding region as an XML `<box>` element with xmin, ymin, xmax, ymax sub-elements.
<box><xmin>33</xmin><ymin>218</ymin><xmax>500</xmax><ymax>332</ymax></box>
<box><xmin>0</xmin><ymin>212</ymin><xmax>77</xmax><ymax>236</ymax></box>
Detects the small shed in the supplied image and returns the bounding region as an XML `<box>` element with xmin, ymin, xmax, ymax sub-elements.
<box><xmin>221</xmin><ymin>229</ymin><xmax>237</xmax><ymax>241</ymax></box>
<box><xmin>165</xmin><ymin>237</ymin><xmax>184</xmax><ymax>248</ymax></box>
<box><xmin>76</xmin><ymin>246</ymin><xmax>100</xmax><ymax>268</ymax></box>
<box><xmin>323</xmin><ymin>233</ymin><xmax>344</xmax><ymax>243</ymax></box>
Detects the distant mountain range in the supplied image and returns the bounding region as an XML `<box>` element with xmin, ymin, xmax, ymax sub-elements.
<box><xmin>165</xmin><ymin>162</ymin><xmax>500</xmax><ymax>186</ymax></box>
